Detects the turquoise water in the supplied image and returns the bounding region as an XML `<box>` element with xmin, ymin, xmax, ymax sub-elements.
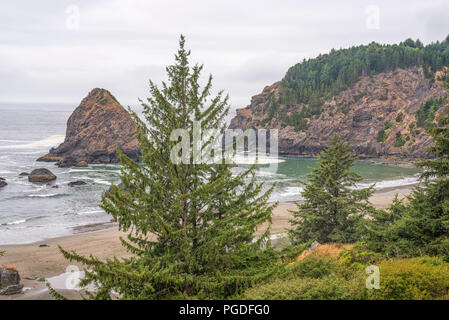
<box><xmin>244</xmin><ymin>156</ymin><xmax>420</xmax><ymax>203</ymax></box>
<box><xmin>0</xmin><ymin>102</ymin><xmax>421</xmax><ymax>244</ymax></box>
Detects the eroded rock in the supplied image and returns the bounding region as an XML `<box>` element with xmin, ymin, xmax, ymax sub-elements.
<box><xmin>68</xmin><ymin>180</ymin><xmax>87</xmax><ymax>187</ymax></box>
<box><xmin>37</xmin><ymin>88</ymin><xmax>139</xmax><ymax>166</ymax></box>
<box><xmin>0</xmin><ymin>266</ymin><xmax>23</xmax><ymax>295</ymax></box>
<box><xmin>28</xmin><ymin>168</ymin><xmax>57</xmax><ymax>183</ymax></box>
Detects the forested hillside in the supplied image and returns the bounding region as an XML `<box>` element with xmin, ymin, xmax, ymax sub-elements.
<box><xmin>280</xmin><ymin>37</ymin><xmax>449</xmax><ymax>105</ymax></box>
<box><xmin>229</xmin><ymin>37</ymin><xmax>449</xmax><ymax>159</ymax></box>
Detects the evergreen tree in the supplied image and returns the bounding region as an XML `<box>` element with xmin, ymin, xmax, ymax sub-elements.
<box><xmin>416</xmin><ymin>83</ymin><xmax>449</xmax><ymax>180</ymax></box>
<box><xmin>57</xmin><ymin>36</ymin><xmax>278</xmax><ymax>299</ymax></box>
<box><xmin>289</xmin><ymin>135</ymin><xmax>374</xmax><ymax>244</ymax></box>
<box><xmin>364</xmin><ymin>83</ymin><xmax>449</xmax><ymax>260</ymax></box>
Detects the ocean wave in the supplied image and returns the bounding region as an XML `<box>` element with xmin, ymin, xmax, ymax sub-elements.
<box><xmin>358</xmin><ymin>176</ymin><xmax>419</xmax><ymax>190</ymax></box>
<box><xmin>0</xmin><ymin>135</ymin><xmax>64</xmax><ymax>150</ymax></box>
<box><xmin>233</xmin><ymin>154</ymin><xmax>285</xmax><ymax>165</ymax></box>
<box><xmin>1</xmin><ymin>215</ymin><xmax>45</xmax><ymax>226</ymax></box>
<box><xmin>76</xmin><ymin>209</ymin><xmax>105</xmax><ymax>216</ymax></box>
<box><xmin>5</xmin><ymin>219</ymin><xmax>26</xmax><ymax>225</ymax></box>
<box><xmin>28</xmin><ymin>193</ymin><xmax>69</xmax><ymax>198</ymax></box>
<box><xmin>79</xmin><ymin>177</ymin><xmax>112</xmax><ymax>185</ymax></box>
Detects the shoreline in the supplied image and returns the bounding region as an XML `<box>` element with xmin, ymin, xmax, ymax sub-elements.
<box><xmin>0</xmin><ymin>183</ymin><xmax>417</xmax><ymax>299</ymax></box>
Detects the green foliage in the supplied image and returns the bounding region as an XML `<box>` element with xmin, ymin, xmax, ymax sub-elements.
<box><xmin>46</xmin><ymin>282</ymin><xmax>68</xmax><ymax>300</ymax></box>
<box><xmin>395</xmin><ymin>112</ymin><xmax>403</xmax><ymax>123</ymax></box>
<box><xmin>287</xmin><ymin>255</ymin><xmax>340</xmax><ymax>279</ymax></box>
<box><xmin>366</xmin><ymin>257</ymin><xmax>449</xmax><ymax>300</ymax></box>
<box><xmin>241</xmin><ymin>249</ymin><xmax>449</xmax><ymax>300</ymax></box>
<box><xmin>280</xmin><ymin>37</ymin><xmax>449</xmax><ymax>105</ymax></box>
<box><xmin>364</xmin><ymin>90</ymin><xmax>449</xmax><ymax>260</ymax></box>
<box><xmin>416</xmin><ymin>96</ymin><xmax>447</xmax><ymax>128</ymax></box>
<box><xmin>338</xmin><ymin>243</ymin><xmax>381</xmax><ymax>271</ymax></box>
<box><xmin>282</xmin><ymin>110</ymin><xmax>309</xmax><ymax>132</ymax></box>
<box><xmin>394</xmin><ymin>132</ymin><xmax>406</xmax><ymax>147</ymax></box>
<box><xmin>376</xmin><ymin>129</ymin><xmax>388</xmax><ymax>142</ymax></box>
<box><xmin>365</xmin><ymin>182</ymin><xmax>449</xmax><ymax>260</ymax></box>
<box><xmin>55</xmin><ymin>36</ymin><xmax>279</xmax><ymax>300</ymax></box>
<box><xmin>241</xmin><ymin>275</ymin><xmax>364</xmax><ymax>300</ymax></box>
<box><xmin>263</xmin><ymin>95</ymin><xmax>280</xmax><ymax>121</ymax></box>
<box><xmin>289</xmin><ymin>135</ymin><xmax>375</xmax><ymax>244</ymax></box>
<box><xmin>377</xmin><ymin>121</ymin><xmax>395</xmax><ymax>143</ymax></box>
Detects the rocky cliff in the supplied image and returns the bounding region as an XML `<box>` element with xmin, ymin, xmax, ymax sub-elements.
<box><xmin>38</xmin><ymin>88</ymin><xmax>139</xmax><ymax>166</ymax></box>
<box><xmin>229</xmin><ymin>67</ymin><xmax>448</xmax><ymax>158</ymax></box>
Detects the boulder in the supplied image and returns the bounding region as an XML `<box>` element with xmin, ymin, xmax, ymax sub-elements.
<box><xmin>0</xmin><ymin>284</ymin><xmax>24</xmax><ymax>295</ymax></box>
<box><xmin>0</xmin><ymin>266</ymin><xmax>23</xmax><ymax>295</ymax></box>
<box><xmin>309</xmin><ymin>241</ymin><xmax>321</xmax><ymax>252</ymax></box>
<box><xmin>35</xmin><ymin>154</ymin><xmax>62</xmax><ymax>163</ymax></box>
<box><xmin>0</xmin><ymin>178</ymin><xmax>6</xmax><ymax>188</ymax></box>
<box><xmin>28</xmin><ymin>168</ymin><xmax>57</xmax><ymax>183</ymax></box>
<box><xmin>19</xmin><ymin>172</ymin><xmax>30</xmax><ymax>177</ymax></box>
<box><xmin>37</xmin><ymin>88</ymin><xmax>139</xmax><ymax>166</ymax></box>
<box><xmin>68</xmin><ymin>180</ymin><xmax>87</xmax><ymax>187</ymax></box>
<box><xmin>75</xmin><ymin>160</ymin><xmax>88</xmax><ymax>167</ymax></box>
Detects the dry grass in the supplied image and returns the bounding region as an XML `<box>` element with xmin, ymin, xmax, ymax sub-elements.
<box><xmin>296</xmin><ymin>243</ymin><xmax>353</xmax><ymax>262</ymax></box>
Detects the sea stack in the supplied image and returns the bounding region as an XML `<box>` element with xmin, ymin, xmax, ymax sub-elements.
<box><xmin>37</xmin><ymin>88</ymin><xmax>139</xmax><ymax>166</ymax></box>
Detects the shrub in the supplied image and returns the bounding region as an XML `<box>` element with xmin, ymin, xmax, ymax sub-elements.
<box><xmin>394</xmin><ymin>132</ymin><xmax>405</xmax><ymax>147</ymax></box>
<box><xmin>241</xmin><ymin>276</ymin><xmax>365</xmax><ymax>300</ymax></box>
<box><xmin>366</xmin><ymin>257</ymin><xmax>449</xmax><ymax>300</ymax></box>
<box><xmin>287</xmin><ymin>254</ymin><xmax>340</xmax><ymax>279</ymax></box>
<box><xmin>376</xmin><ymin>129</ymin><xmax>388</xmax><ymax>142</ymax></box>
<box><xmin>338</xmin><ymin>244</ymin><xmax>381</xmax><ymax>271</ymax></box>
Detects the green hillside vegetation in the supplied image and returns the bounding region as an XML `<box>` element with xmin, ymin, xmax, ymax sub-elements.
<box><xmin>416</xmin><ymin>96</ymin><xmax>448</xmax><ymax>128</ymax></box>
<box><xmin>259</xmin><ymin>36</ymin><xmax>449</xmax><ymax>132</ymax></box>
<box><xmin>52</xmin><ymin>38</ymin><xmax>449</xmax><ymax>300</ymax></box>
<box><xmin>280</xmin><ymin>37</ymin><xmax>449</xmax><ymax>105</ymax></box>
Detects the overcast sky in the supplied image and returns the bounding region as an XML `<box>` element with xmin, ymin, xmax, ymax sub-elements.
<box><xmin>1</xmin><ymin>0</ymin><xmax>448</xmax><ymax>109</ymax></box>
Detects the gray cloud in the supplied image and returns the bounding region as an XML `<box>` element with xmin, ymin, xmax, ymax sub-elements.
<box><xmin>0</xmin><ymin>0</ymin><xmax>448</xmax><ymax>110</ymax></box>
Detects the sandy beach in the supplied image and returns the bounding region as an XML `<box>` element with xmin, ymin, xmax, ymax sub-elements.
<box><xmin>0</xmin><ymin>183</ymin><xmax>416</xmax><ymax>300</ymax></box>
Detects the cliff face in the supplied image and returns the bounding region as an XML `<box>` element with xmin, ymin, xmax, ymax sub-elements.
<box><xmin>38</xmin><ymin>88</ymin><xmax>139</xmax><ymax>166</ymax></box>
<box><xmin>229</xmin><ymin>67</ymin><xmax>448</xmax><ymax>158</ymax></box>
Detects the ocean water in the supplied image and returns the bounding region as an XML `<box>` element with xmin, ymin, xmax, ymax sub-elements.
<box><xmin>0</xmin><ymin>102</ymin><xmax>420</xmax><ymax>244</ymax></box>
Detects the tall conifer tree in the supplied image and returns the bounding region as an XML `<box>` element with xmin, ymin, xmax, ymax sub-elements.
<box><xmin>289</xmin><ymin>135</ymin><xmax>374</xmax><ymax>244</ymax></box>
<box><xmin>58</xmin><ymin>36</ymin><xmax>277</xmax><ymax>299</ymax></box>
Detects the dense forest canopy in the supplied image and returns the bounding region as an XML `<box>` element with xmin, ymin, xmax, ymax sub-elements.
<box><xmin>279</xmin><ymin>36</ymin><xmax>449</xmax><ymax>105</ymax></box>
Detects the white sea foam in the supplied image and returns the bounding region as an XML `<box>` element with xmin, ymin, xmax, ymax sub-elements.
<box><xmin>80</xmin><ymin>176</ymin><xmax>112</xmax><ymax>185</ymax></box>
<box><xmin>6</xmin><ymin>219</ymin><xmax>26</xmax><ymax>225</ymax></box>
<box><xmin>233</xmin><ymin>154</ymin><xmax>285</xmax><ymax>165</ymax></box>
<box><xmin>279</xmin><ymin>186</ymin><xmax>303</xmax><ymax>198</ymax></box>
<box><xmin>0</xmin><ymin>135</ymin><xmax>64</xmax><ymax>150</ymax></box>
<box><xmin>358</xmin><ymin>176</ymin><xmax>419</xmax><ymax>190</ymax></box>
<box><xmin>76</xmin><ymin>210</ymin><xmax>104</xmax><ymax>216</ymax></box>
<box><xmin>28</xmin><ymin>193</ymin><xmax>61</xmax><ymax>198</ymax></box>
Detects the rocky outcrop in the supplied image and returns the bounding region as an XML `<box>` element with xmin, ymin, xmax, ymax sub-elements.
<box><xmin>28</xmin><ymin>168</ymin><xmax>57</xmax><ymax>183</ymax></box>
<box><xmin>0</xmin><ymin>178</ymin><xmax>6</xmax><ymax>188</ymax></box>
<box><xmin>229</xmin><ymin>67</ymin><xmax>448</xmax><ymax>159</ymax></box>
<box><xmin>68</xmin><ymin>180</ymin><xmax>87</xmax><ymax>187</ymax></box>
<box><xmin>37</xmin><ymin>88</ymin><xmax>139</xmax><ymax>166</ymax></box>
<box><xmin>0</xmin><ymin>266</ymin><xmax>23</xmax><ymax>295</ymax></box>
